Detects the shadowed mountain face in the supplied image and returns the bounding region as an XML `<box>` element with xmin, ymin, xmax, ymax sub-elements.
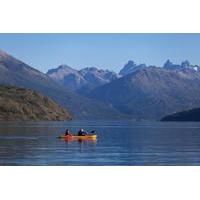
<box><xmin>88</xmin><ymin>67</ymin><xmax>200</xmax><ymax>120</ymax></box>
<box><xmin>0</xmin><ymin>50</ymin><xmax>124</xmax><ymax>119</ymax></box>
<box><xmin>47</xmin><ymin>65</ymin><xmax>120</xmax><ymax>95</ymax></box>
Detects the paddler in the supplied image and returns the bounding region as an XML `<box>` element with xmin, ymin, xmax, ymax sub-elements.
<box><xmin>77</xmin><ymin>128</ymin><xmax>87</xmax><ymax>136</ymax></box>
<box><xmin>65</xmin><ymin>129</ymin><xmax>72</xmax><ymax>136</ymax></box>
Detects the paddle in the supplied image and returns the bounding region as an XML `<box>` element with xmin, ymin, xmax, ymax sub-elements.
<box><xmin>90</xmin><ymin>130</ymin><xmax>95</xmax><ymax>134</ymax></box>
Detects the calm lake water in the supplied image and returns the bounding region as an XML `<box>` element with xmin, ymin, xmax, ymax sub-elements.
<box><xmin>0</xmin><ymin>120</ymin><xmax>200</xmax><ymax>165</ymax></box>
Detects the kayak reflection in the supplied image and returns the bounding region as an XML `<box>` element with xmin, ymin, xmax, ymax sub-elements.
<box><xmin>62</xmin><ymin>137</ymin><xmax>97</xmax><ymax>154</ymax></box>
<box><xmin>61</xmin><ymin>137</ymin><xmax>97</xmax><ymax>144</ymax></box>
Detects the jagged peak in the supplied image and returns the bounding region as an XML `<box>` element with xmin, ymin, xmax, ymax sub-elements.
<box><xmin>181</xmin><ymin>60</ymin><xmax>190</xmax><ymax>67</ymax></box>
<box><xmin>163</xmin><ymin>59</ymin><xmax>173</xmax><ymax>67</ymax></box>
<box><xmin>119</xmin><ymin>60</ymin><xmax>147</xmax><ymax>76</ymax></box>
<box><xmin>163</xmin><ymin>59</ymin><xmax>200</xmax><ymax>70</ymax></box>
<box><xmin>124</xmin><ymin>60</ymin><xmax>137</xmax><ymax>67</ymax></box>
<box><xmin>126</xmin><ymin>60</ymin><xmax>135</xmax><ymax>65</ymax></box>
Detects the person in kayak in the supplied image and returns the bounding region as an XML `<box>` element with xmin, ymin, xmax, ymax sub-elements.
<box><xmin>65</xmin><ymin>129</ymin><xmax>72</xmax><ymax>136</ymax></box>
<box><xmin>77</xmin><ymin>128</ymin><xmax>87</xmax><ymax>136</ymax></box>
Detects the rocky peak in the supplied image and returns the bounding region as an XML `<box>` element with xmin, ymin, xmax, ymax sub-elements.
<box><xmin>163</xmin><ymin>59</ymin><xmax>173</xmax><ymax>68</ymax></box>
<box><xmin>119</xmin><ymin>60</ymin><xmax>147</xmax><ymax>76</ymax></box>
<box><xmin>163</xmin><ymin>59</ymin><xmax>200</xmax><ymax>71</ymax></box>
<box><xmin>181</xmin><ymin>60</ymin><xmax>190</xmax><ymax>68</ymax></box>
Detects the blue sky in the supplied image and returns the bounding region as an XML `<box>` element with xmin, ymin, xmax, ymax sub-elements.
<box><xmin>0</xmin><ymin>33</ymin><xmax>200</xmax><ymax>73</ymax></box>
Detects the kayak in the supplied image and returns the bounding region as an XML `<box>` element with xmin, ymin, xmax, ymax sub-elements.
<box><xmin>58</xmin><ymin>134</ymin><xmax>97</xmax><ymax>140</ymax></box>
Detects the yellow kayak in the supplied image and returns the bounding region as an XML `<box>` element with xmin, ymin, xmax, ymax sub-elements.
<box><xmin>59</xmin><ymin>134</ymin><xmax>97</xmax><ymax>140</ymax></box>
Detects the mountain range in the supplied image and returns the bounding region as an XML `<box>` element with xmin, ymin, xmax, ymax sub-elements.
<box><xmin>47</xmin><ymin>65</ymin><xmax>120</xmax><ymax>95</ymax></box>
<box><xmin>47</xmin><ymin>59</ymin><xmax>200</xmax><ymax>120</ymax></box>
<box><xmin>88</xmin><ymin>66</ymin><xmax>200</xmax><ymax>120</ymax></box>
<box><xmin>2</xmin><ymin>48</ymin><xmax>200</xmax><ymax>120</ymax></box>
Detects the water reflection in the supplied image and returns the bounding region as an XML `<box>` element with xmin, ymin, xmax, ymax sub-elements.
<box><xmin>1</xmin><ymin>120</ymin><xmax>200</xmax><ymax>165</ymax></box>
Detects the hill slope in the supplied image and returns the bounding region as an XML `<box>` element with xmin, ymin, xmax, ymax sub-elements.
<box><xmin>0</xmin><ymin>50</ymin><xmax>123</xmax><ymax>119</ymax></box>
<box><xmin>0</xmin><ymin>85</ymin><xmax>72</xmax><ymax>121</ymax></box>
<box><xmin>161</xmin><ymin>108</ymin><xmax>200</xmax><ymax>121</ymax></box>
<box><xmin>88</xmin><ymin>67</ymin><xmax>200</xmax><ymax>120</ymax></box>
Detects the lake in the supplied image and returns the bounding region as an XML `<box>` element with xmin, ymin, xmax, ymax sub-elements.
<box><xmin>0</xmin><ymin>120</ymin><xmax>200</xmax><ymax>165</ymax></box>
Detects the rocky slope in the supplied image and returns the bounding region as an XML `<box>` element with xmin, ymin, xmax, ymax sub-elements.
<box><xmin>0</xmin><ymin>85</ymin><xmax>72</xmax><ymax>121</ymax></box>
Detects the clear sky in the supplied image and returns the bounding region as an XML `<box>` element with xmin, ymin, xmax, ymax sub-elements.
<box><xmin>0</xmin><ymin>33</ymin><xmax>200</xmax><ymax>73</ymax></box>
